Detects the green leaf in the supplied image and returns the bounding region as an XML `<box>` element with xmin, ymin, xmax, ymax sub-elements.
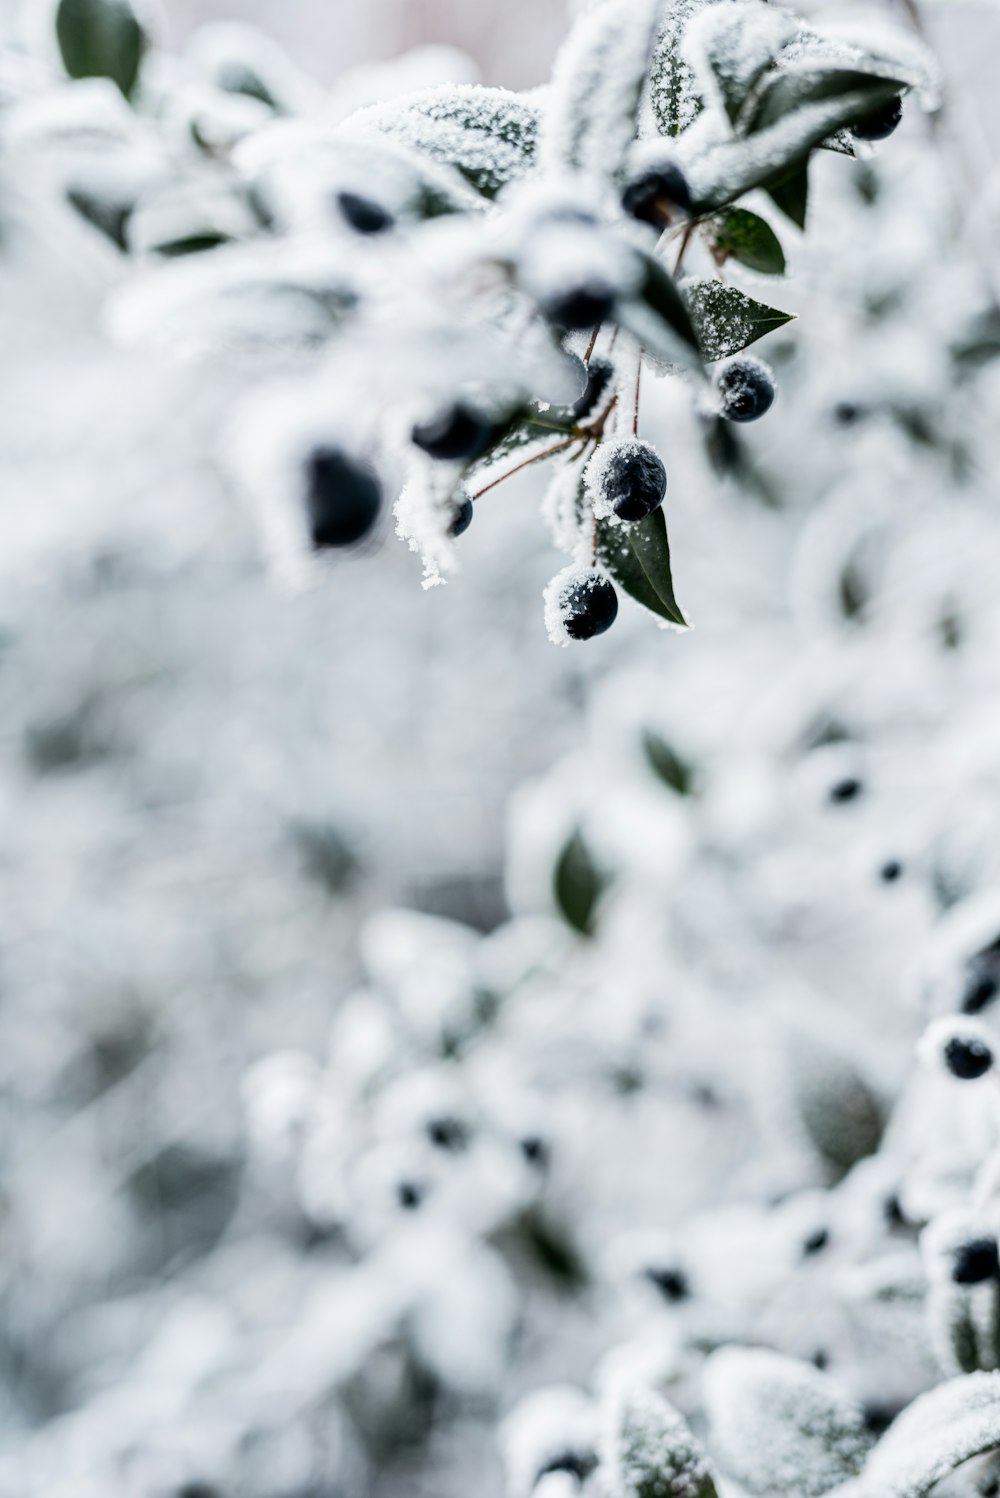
<box><xmin>788</xmin><ymin>1029</ymin><xmax>886</xmax><ymax>1178</ymax></box>
<box><xmin>55</xmin><ymin>0</ymin><xmax>147</xmax><ymax>98</ymax></box>
<box><xmin>642</xmin><ymin>731</ymin><xmax>695</xmax><ymax>795</ymax></box>
<box><xmin>682</xmin><ymin>279</ymin><xmax>794</xmax><ymax>362</ymax></box>
<box><xmin>597</xmin><ymin>506</ymin><xmax>687</xmax><ymax>628</ymax></box>
<box><xmin>863</xmin><ymin>1374</ymin><xmax>1000</xmax><ymax>1498</ymax></box>
<box><xmin>347</xmin><ymin>86</ymin><xmax>539</xmax><ymax>199</ymax></box>
<box><xmin>747</xmin><ymin>67</ymin><xmax>903</xmax><ymax>136</ymax></box>
<box><xmin>765</xmin><ymin>159</ymin><xmax>810</xmax><ymax>228</ymax></box>
<box><xmin>544</xmin><ymin>0</ymin><xmax>663</xmax><ymax>179</ymax></box>
<box><xmin>608</xmin><ymin>1386</ymin><xmax>719</xmax><ymax>1498</ymax></box>
<box><xmin>616</xmin><ymin>252</ymin><xmax>703</xmax><ymax>371</ymax></box>
<box><xmin>696</xmin><ymin>2</ymin><xmax>800</xmax><ymax>128</ymax></box>
<box><xmin>649</xmin><ymin>0</ymin><xmax>710</xmax><ymax>138</ymax></box>
<box><xmin>704</xmin><ymin>1348</ymin><xmax>870</xmax><ymax>1498</ymax></box>
<box><xmin>709</xmin><ymin>208</ymin><xmax>786</xmax><ymax>274</ymax></box>
<box><xmin>553</xmin><ymin>829</ymin><xmax>607</xmax><ymax>937</ymax></box>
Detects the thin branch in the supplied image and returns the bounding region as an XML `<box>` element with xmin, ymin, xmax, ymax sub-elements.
<box><xmin>471</xmin><ymin>437</ymin><xmax>576</xmax><ymax>500</ymax></box>
<box><xmin>632</xmin><ymin>359</ymin><xmax>642</xmax><ymax>437</ymax></box>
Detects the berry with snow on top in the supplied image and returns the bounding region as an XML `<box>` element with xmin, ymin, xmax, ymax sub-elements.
<box><xmin>412</xmin><ymin>403</ymin><xmax>494</xmax><ymax>463</ymax></box>
<box><xmin>716</xmin><ymin>357</ymin><xmax>776</xmax><ymax>423</ymax></box>
<box><xmin>952</xmin><ymin>1237</ymin><xmax>1000</xmax><ymax>1285</ymax></box>
<box><xmin>851</xmin><ymin>95</ymin><xmax>904</xmax><ymax>143</ymax></box>
<box><xmin>545</xmin><ymin>567</ymin><xmax>618</xmax><ymax>644</ymax></box>
<box><xmin>622</xmin><ymin>159</ymin><xmax>691</xmax><ymax>228</ymax></box>
<box><xmin>588</xmin><ymin>439</ymin><xmax>666</xmax><ymax>523</ymax></box>
<box><xmin>304</xmin><ymin>446</ymin><xmax>382</xmax><ymax>549</ymax></box>
<box><xmin>543</xmin><ymin>281</ymin><xmax>617</xmax><ymax>333</ymax></box>
<box><xmin>336</xmin><ymin>190</ymin><xmax>395</xmax><ymax>235</ymax></box>
<box><xmin>919</xmin><ymin>1017</ymin><xmax>996</xmax><ymax>1081</ymax></box>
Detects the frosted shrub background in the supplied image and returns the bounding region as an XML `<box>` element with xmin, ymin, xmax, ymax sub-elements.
<box><xmin>3</xmin><ymin>0</ymin><xmax>1000</xmax><ymax>1496</ymax></box>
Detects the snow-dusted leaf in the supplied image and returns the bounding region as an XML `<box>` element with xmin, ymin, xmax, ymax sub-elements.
<box><xmin>862</xmin><ymin>1374</ymin><xmax>1000</xmax><ymax>1498</ymax></box>
<box><xmin>554</xmin><ymin>828</ymin><xmax>607</xmax><ymax>937</ymax></box>
<box><xmin>56</xmin><ymin>0</ymin><xmax>147</xmax><ymax>99</ymax></box>
<box><xmin>708</xmin><ymin>208</ymin><xmax>785</xmax><ymax>274</ymax></box>
<box><xmin>616</xmin><ymin>252</ymin><xmax>703</xmax><ymax>370</ymax></box>
<box><xmin>544</xmin><ymin>0</ymin><xmax>664</xmax><ymax>180</ymax></box>
<box><xmin>648</xmin><ymin>0</ymin><xmax>712</xmax><ymax>138</ymax></box>
<box><xmin>606</xmin><ymin>1386</ymin><xmax>719</xmax><ymax>1498</ymax></box>
<box><xmin>685</xmin><ymin>0</ymin><xmax>799</xmax><ymax>127</ymax></box>
<box><xmin>682</xmin><ymin>279</ymin><xmax>793</xmax><ymax>361</ymax></box>
<box><xmin>788</xmin><ymin>1029</ymin><xmax>886</xmax><ymax>1177</ymax></box>
<box><xmin>704</xmin><ymin>1348</ymin><xmax>870</xmax><ymax>1498</ymax></box>
<box><xmin>683</xmin><ymin>69</ymin><xmax>904</xmax><ymax>213</ymax></box>
<box><xmin>347</xmin><ymin>85</ymin><xmax>540</xmax><ymax>199</ymax></box>
<box><xmin>596</xmin><ymin>506</ymin><xmax>688</xmax><ymax>628</ymax></box>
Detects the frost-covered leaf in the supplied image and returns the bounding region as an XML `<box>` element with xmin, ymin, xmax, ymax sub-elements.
<box><xmin>553</xmin><ymin>828</ymin><xmax>607</xmax><ymax>937</ymax></box>
<box><xmin>648</xmin><ymin>0</ymin><xmax>712</xmax><ymax>138</ymax></box>
<box><xmin>708</xmin><ymin>208</ymin><xmax>785</xmax><ymax>274</ymax></box>
<box><xmin>681</xmin><ymin>279</ymin><xmax>793</xmax><ymax>362</ymax></box>
<box><xmin>596</xmin><ymin>506</ymin><xmax>687</xmax><ymax>628</ymax></box>
<box><xmin>683</xmin><ymin>69</ymin><xmax>904</xmax><ymax>213</ymax></box>
<box><xmin>606</xmin><ymin>1385</ymin><xmax>719</xmax><ymax>1498</ymax></box>
<box><xmin>616</xmin><ymin>252</ymin><xmax>703</xmax><ymax>370</ymax></box>
<box><xmin>56</xmin><ymin>0</ymin><xmax>147</xmax><ymax>99</ymax></box>
<box><xmin>862</xmin><ymin>1374</ymin><xmax>1000</xmax><ymax>1498</ymax></box>
<box><xmin>685</xmin><ymin>1</ymin><xmax>799</xmax><ymax>127</ymax></box>
<box><xmin>544</xmin><ymin>0</ymin><xmax>664</xmax><ymax>180</ymax></box>
<box><xmin>347</xmin><ymin>85</ymin><xmax>540</xmax><ymax>199</ymax></box>
<box><xmin>704</xmin><ymin>1348</ymin><xmax>870</xmax><ymax>1498</ymax></box>
<box><xmin>788</xmin><ymin>1029</ymin><xmax>886</xmax><ymax>1177</ymax></box>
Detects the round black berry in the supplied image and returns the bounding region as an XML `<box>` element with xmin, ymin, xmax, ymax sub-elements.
<box><xmin>541</xmin><ymin>281</ymin><xmax>617</xmax><ymax>333</ymax></box>
<box><xmin>336</xmin><ymin>190</ymin><xmax>395</xmax><ymax>235</ymax></box>
<box><xmin>426</xmin><ymin>1115</ymin><xmax>470</xmax><ymax>1152</ymax></box>
<box><xmin>572</xmin><ymin>358</ymin><xmax>615</xmax><ymax>422</ymax></box>
<box><xmin>622</xmin><ymin>160</ymin><xmax>691</xmax><ymax>228</ymax></box>
<box><xmin>716</xmin><ymin>358</ymin><xmax>776</xmax><ymax>423</ymax></box>
<box><xmin>413</xmin><ymin>403</ymin><xmax>493</xmax><ymax>463</ymax></box>
<box><xmin>829</xmin><ymin>776</ymin><xmax>864</xmax><ymax>805</ymax></box>
<box><xmin>803</xmin><ymin>1226</ymin><xmax>831</xmax><ymax>1256</ymax></box>
<box><xmin>644</xmin><ymin>1265</ymin><xmax>689</xmax><ymax>1301</ymax></box>
<box><xmin>944</xmin><ymin>1034</ymin><xmax>994</xmax><ymax>1080</ymax></box>
<box><xmin>600</xmin><ymin>441</ymin><xmax>667</xmax><ymax>522</ymax></box>
<box><xmin>952</xmin><ymin>1236</ymin><xmax>1000</xmax><ymax>1284</ymax></box>
<box><xmin>305</xmin><ymin>446</ymin><xmax>382</xmax><ymax>548</ymax></box>
<box><xmin>519</xmin><ymin>1135</ymin><xmax>550</xmax><ymax>1169</ymax></box>
<box><xmin>397</xmin><ymin>1179</ymin><xmax>425</xmax><ymax>1210</ymax></box>
<box><xmin>880</xmin><ymin>859</ymin><xmax>904</xmax><ymax>884</ymax></box>
<box><xmin>448</xmin><ymin>495</ymin><xmax>474</xmax><ymax>538</ymax></box>
<box><xmin>851</xmin><ymin>95</ymin><xmax>903</xmax><ymax>143</ymax></box>
<box><xmin>559</xmin><ymin>573</ymin><xmax>619</xmax><ymax>641</ymax></box>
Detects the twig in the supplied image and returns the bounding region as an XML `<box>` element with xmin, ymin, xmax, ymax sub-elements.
<box><xmin>471</xmin><ymin>437</ymin><xmax>577</xmax><ymax>500</ymax></box>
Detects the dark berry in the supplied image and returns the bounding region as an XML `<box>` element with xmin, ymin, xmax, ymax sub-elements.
<box><xmin>537</xmin><ymin>1452</ymin><xmax>598</xmax><ymax>1484</ymax></box>
<box><xmin>829</xmin><ymin>776</ymin><xmax>864</xmax><ymax>805</ymax></box>
<box><xmin>560</xmin><ymin>573</ymin><xmax>619</xmax><ymax>641</ymax></box>
<box><xmin>833</xmin><ymin>401</ymin><xmax>869</xmax><ymax>426</ymax></box>
<box><xmin>572</xmin><ymin>358</ymin><xmax>614</xmax><ymax>422</ymax></box>
<box><xmin>397</xmin><ymin>1180</ymin><xmax>425</xmax><ymax>1210</ymax></box>
<box><xmin>447</xmin><ymin>495</ymin><xmax>474</xmax><ymax>538</ymax></box>
<box><xmin>541</xmin><ymin>282</ymin><xmax>617</xmax><ymax>333</ymax></box>
<box><xmin>520</xmin><ymin>1135</ymin><xmax>550</xmax><ymax>1169</ymax></box>
<box><xmin>305</xmin><ymin>447</ymin><xmax>382</xmax><ymax>548</ymax></box>
<box><xmin>851</xmin><ymin>95</ymin><xmax>903</xmax><ymax>143</ymax></box>
<box><xmin>803</xmin><ymin>1226</ymin><xmax>831</xmax><ymax>1256</ymax></box>
<box><xmin>336</xmin><ymin>190</ymin><xmax>395</xmax><ymax>235</ymax></box>
<box><xmin>600</xmin><ymin>441</ymin><xmax>667</xmax><ymax>522</ymax></box>
<box><xmin>952</xmin><ymin>1236</ymin><xmax>1000</xmax><ymax>1284</ymax></box>
<box><xmin>413</xmin><ymin>403</ymin><xmax>493</xmax><ymax>463</ymax></box>
<box><xmin>962</xmin><ymin>957</ymin><xmax>1000</xmax><ymax>1015</ymax></box>
<box><xmin>716</xmin><ymin>359</ymin><xmax>776</xmax><ymax>423</ymax></box>
<box><xmin>622</xmin><ymin>160</ymin><xmax>691</xmax><ymax>228</ymax></box>
<box><xmin>880</xmin><ymin>859</ymin><xmax>904</xmax><ymax>883</ymax></box>
<box><xmin>644</xmin><ymin>1265</ymin><xmax>689</xmax><ymax>1301</ymax></box>
<box><xmin>426</xmin><ymin>1115</ymin><xmax>470</xmax><ymax>1152</ymax></box>
<box><xmin>944</xmin><ymin>1034</ymin><xmax>994</xmax><ymax>1080</ymax></box>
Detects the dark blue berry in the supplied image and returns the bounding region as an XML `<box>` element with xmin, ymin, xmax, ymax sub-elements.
<box><xmin>520</xmin><ymin>1135</ymin><xmax>550</xmax><ymax>1169</ymax></box>
<box><xmin>952</xmin><ymin>1236</ymin><xmax>1000</xmax><ymax>1284</ymax></box>
<box><xmin>944</xmin><ymin>1035</ymin><xmax>994</xmax><ymax>1080</ymax></box>
<box><xmin>622</xmin><ymin>161</ymin><xmax>691</xmax><ymax>227</ymax></box>
<box><xmin>573</xmin><ymin>358</ymin><xmax>615</xmax><ymax>422</ymax></box>
<box><xmin>717</xmin><ymin>359</ymin><xmax>776</xmax><ymax>423</ymax></box>
<box><xmin>413</xmin><ymin>403</ymin><xmax>493</xmax><ymax>462</ymax></box>
<box><xmin>448</xmin><ymin>495</ymin><xmax>474</xmax><ymax>538</ymax></box>
<box><xmin>305</xmin><ymin>447</ymin><xmax>381</xmax><ymax>548</ymax></box>
<box><xmin>829</xmin><ymin>776</ymin><xmax>864</xmax><ymax>804</ymax></box>
<box><xmin>426</xmin><ymin>1115</ymin><xmax>470</xmax><ymax>1152</ymax></box>
<box><xmin>397</xmin><ymin>1180</ymin><xmax>425</xmax><ymax>1209</ymax></box>
<box><xmin>560</xmin><ymin>574</ymin><xmax>619</xmax><ymax>641</ymax></box>
<box><xmin>644</xmin><ymin>1265</ymin><xmax>690</xmax><ymax>1301</ymax></box>
<box><xmin>336</xmin><ymin>190</ymin><xmax>395</xmax><ymax>235</ymax></box>
<box><xmin>602</xmin><ymin>443</ymin><xmax>667</xmax><ymax>521</ymax></box>
<box><xmin>880</xmin><ymin>859</ymin><xmax>904</xmax><ymax>883</ymax></box>
<box><xmin>851</xmin><ymin>95</ymin><xmax>903</xmax><ymax>143</ymax></box>
<box><xmin>542</xmin><ymin>282</ymin><xmax>617</xmax><ymax>333</ymax></box>
<box><xmin>803</xmin><ymin>1226</ymin><xmax>830</xmax><ymax>1256</ymax></box>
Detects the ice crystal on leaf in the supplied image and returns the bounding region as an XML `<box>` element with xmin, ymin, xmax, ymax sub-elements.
<box><xmin>605</xmin><ymin>1385</ymin><xmax>719</xmax><ymax>1498</ymax></box>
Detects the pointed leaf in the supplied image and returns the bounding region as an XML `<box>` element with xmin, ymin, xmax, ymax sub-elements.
<box><xmin>648</xmin><ymin>0</ymin><xmax>712</xmax><ymax>138</ymax></box>
<box><xmin>55</xmin><ymin>0</ymin><xmax>147</xmax><ymax>99</ymax></box>
<box><xmin>709</xmin><ymin>208</ymin><xmax>786</xmax><ymax>274</ymax></box>
<box><xmin>617</xmin><ymin>252</ymin><xmax>703</xmax><ymax>371</ymax></box>
<box><xmin>765</xmin><ymin>159</ymin><xmax>810</xmax><ymax>227</ymax></box>
<box><xmin>553</xmin><ymin>829</ymin><xmax>607</xmax><ymax>937</ymax></box>
<box><xmin>863</xmin><ymin>1373</ymin><xmax>1000</xmax><ymax>1498</ymax></box>
<box><xmin>607</xmin><ymin>1386</ymin><xmax>719</xmax><ymax>1498</ymax></box>
<box><xmin>682</xmin><ymin>279</ymin><xmax>794</xmax><ymax>361</ymax></box>
<box><xmin>597</xmin><ymin>507</ymin><xmax>687</xmax><ymax>628</ymax></box>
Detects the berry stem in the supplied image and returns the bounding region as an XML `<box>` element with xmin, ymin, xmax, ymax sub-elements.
<box><xmin>674</xmin><ymin>221</ymin><xmax>696</xmax><ymax>276</ymax></box>
<box><xmin>471</xmin><ymin>437</ymin><xmax>577</xmax><ymax>500</ymax></box>
<box><xmin>583</xmin><ymin>325</ymin><xmax>602</xmax><ymax>364</ymax></box>
<box><xmin>632</xmin><ymin>359</ymin><xmax>642</xmax><ymax>437</ymax></box>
